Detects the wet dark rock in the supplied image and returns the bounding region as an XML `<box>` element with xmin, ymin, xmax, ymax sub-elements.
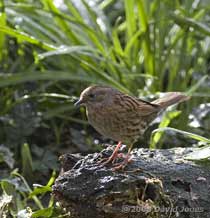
<box><xmin>53</xmin><ymin>147</ymin><xmax>210</xmax><ymax>218</ymax></box>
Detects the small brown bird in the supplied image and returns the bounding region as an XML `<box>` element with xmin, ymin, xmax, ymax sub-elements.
<box><xmin>75</xmin><ymin>85</ymin><xmax>189</xmax><ymax>170</ymax></box>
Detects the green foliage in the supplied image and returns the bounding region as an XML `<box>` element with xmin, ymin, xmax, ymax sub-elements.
<box><xmin>151</xmin><ymin>127</ymin><xmax>210</xmax><ymax>145</ymax></box>
<box><xmin>0</xmin><ymin>0</ymin><xmax>210</xmax><ymax>217</ymax></box>
<box><xmin>0</xmin><ymin>0</ymin><xmax>209</xmax><ymax>92</ymax></box>
<box><xmin>150</xmin><ymin>110</ymin><xmax>182</xmax><ymax>149</ymax></box>
<box><xmin>0</xmin><ymin>168</ymin><xmax>64</xmax><ymax>217</ymax></box>
<box><xmin>151</xmin><ymin>127</ymin><xmax>210</xmax><ymax>160</ymax></box>
<box><xmin>21</xmin><ymin>143</ymin><xmax>33</xmax><ymax>181</ymax></box>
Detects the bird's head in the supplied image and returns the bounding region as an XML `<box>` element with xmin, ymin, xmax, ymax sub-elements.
<box><xmin>74</xmin><ymin>85</ymin><xmax>118</xmax><ymax>108</ymax></box>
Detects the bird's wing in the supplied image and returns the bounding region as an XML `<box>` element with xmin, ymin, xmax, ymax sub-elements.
<box><xmin>113</xmin><ymin>94</ymin><xmax>160</xmax><ymax>117</ymax></box>
<box><xmin>135</xmin><ymin>96</ymin><xmax>160</xmax><ymax>116</ymax></box>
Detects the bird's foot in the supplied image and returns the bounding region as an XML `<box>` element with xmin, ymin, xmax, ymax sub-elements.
<box><xmin>99</xmin><ymin>152</ymin><xmax>122</xmax><ymax>166</ymax></box>
<box><xmin>98</xmin><ymin>141</ymin><xmax>122</xmax><ymax>166</ymax></box>
<box><xmin>112</xmin><ymin>155</ymin><xmax>133</xmax><ymax>171</ymax></box>
<box><xmin>111</xmin><ymin>153</ymin><xmax>126</xmax><ymax>164</ymax></box>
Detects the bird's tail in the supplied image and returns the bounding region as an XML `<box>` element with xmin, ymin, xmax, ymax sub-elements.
<box><xmin>152</xmin><ymin>92</ymin><xmax>190</xmax><ymax>109</ymax></box>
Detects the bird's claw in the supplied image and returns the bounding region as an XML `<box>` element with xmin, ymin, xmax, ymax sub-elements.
<box><xmin>98</xmin><ymin>152</ymin><xmax>125</xmax><ymax>166</ymax></box>
<box><xmin>111</xmin><ymin>155</ymin><xmax>133</xmax><ymax>171</ymax></box>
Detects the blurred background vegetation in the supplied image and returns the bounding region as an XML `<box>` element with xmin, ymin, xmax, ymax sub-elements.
<box><xmin>0</xmin><ymin>0</ymin><xmax>210</xmax><ymax>217</ymax></box>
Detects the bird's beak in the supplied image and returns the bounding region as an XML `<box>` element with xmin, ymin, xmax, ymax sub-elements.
<box><xmin>74</xmin><ymin>98</ymin><xmax>85</xmax><ymax>107</ymax></box>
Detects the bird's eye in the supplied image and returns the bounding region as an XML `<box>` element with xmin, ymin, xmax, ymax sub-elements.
<box><xmin>88</xmin><ymin>93</ymin><xmax>95</xmax><ymax>98</ymax></box>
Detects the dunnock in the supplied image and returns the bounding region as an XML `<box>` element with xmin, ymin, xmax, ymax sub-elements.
<box><xmin>75</xmin><ymin>85</ymin><xmax>189</xmax><ymax>169</ymax></box>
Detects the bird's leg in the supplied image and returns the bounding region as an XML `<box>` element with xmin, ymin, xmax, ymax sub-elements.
<box><xmin>112</xmin><ymin>145</ymin><xmax>133</xmax><ymax>171</ymax></box>
<box><xmin>99</xmin><ymin>141</ymin><xmax>122</xmax><ymax>166</ymax></box>
<box><xmin>111</xmin><ymin>152</ymin><xmax>128</xmax><ymax>164</ymax></box>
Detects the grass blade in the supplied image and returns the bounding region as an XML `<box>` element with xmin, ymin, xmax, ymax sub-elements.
<box><xmin>0</xmin><ymin>25</ymin><xmax>56</xmax><ymax>50</ymax></box>
<box><xmin>151</xmin><ymin>127</ymin><xmax>210</xmax><ymax>144</ymax></box>
<box><xmin>0</xmin><ymin>0</ymin><xmax>6</xmax><ymax>61</ymax></box>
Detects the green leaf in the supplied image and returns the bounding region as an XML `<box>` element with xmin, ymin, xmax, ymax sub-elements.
<box><xmin>150</xmin><ymin>111</ymin><xmax>182</xmax><ymax>149</ymax></box>
<box><xmin>124</xmin><ymin>0</ymin><xmax>136</xmax><ymax>39</ymax></box>
<box><xmin>151</xmin><ymin>127</ymin><xmax>210</xmax><ymax>144</ymax></box>
<box><xmin>0</xmin><ymin>71</ymin><xmax>99</xmax><ymax>88</ymax></box>
<box><xmin>0</xmin><ymin>25</ymin><xmax>56</xmax><ymax>50</ymax></box>
<box><xmin>112</xmin><ymin>28</ymin><xmax>124</xmax><ymax>57</ymax></box>
<box><xmin>171</xmin><ymin>13</ymin><xmax>210</xmax><ymax>36</ymax></box>
<box><xmin>46</xmin><ymin>171</ymin><xmax>56</xmax><ymax>187</ymax></box>
<box><xmin>0</xmin><ymin>0</ymin><xmax>6</xmax><ymax>61</ymax></box>
<box><xmin>37</xmin><ymin>45</ymin><xmax>99</xmax><ymax>59</ymax></box>
<box><xmin>137</xmin><ymin>0</ymin><xmax>154</xmax><ymax>76</ymax></box>
<box><xmin>29</xmin><ymin>186</ymin><xmax>52</xmax><ymax>198</ymax></box>
<box><xmin>21</xmin><ymin>143</ymin><xmax>33</xmax><ymax>181</ymax></box>
<box><xmin>11</xmin><ymin>172</ymin><xmax>44</xmax><ymax>210</ymax></box>
<box><xmin>0</xmin><ymin>181</ymin><xmax>16</xmax><ymax>196</ymax></box>
<box><xmin>42</xmin><ymin>0</ymin><xmax>80</xmax><ymax>44</ymax></box>
<box><xmin>186</xmin><ymin>75</ymin><xmax>209</xmax><ymax>95</ymax></box>
<box><xmin>32</xmin><ymin>207</ymin><xmax>53</xmax><ymax>218</ymax></box>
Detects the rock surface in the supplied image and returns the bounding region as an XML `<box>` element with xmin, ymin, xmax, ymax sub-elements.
<box><xmin>53</xmin><ymin>147</ymin><xmax>210</xmax><ymax>218</ymax></box>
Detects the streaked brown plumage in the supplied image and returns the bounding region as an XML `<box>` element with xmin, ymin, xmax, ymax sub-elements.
<box><xmin>75</xmin><ymin>85</ymin><xmax>189</xmax><ymax>169</ymax></box>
